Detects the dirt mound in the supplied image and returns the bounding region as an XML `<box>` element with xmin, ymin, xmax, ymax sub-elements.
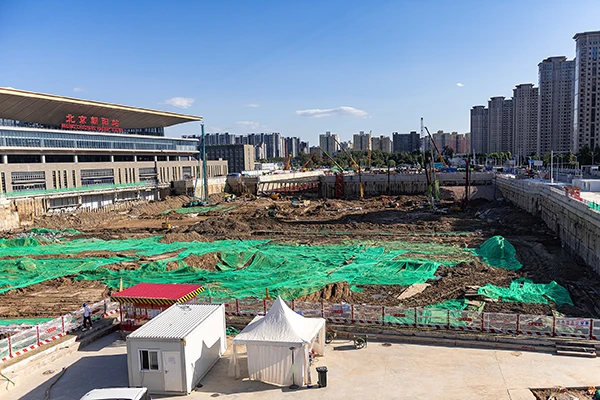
<box><xmin>297</xmin><ymin>281</ymin><xmax>354</xmax><ymax>303</ymax></box>
<box><xmin>482</xmin><ymin>301</ymin><xmax>552</xmax><ymax>316</ymax></box>
<box><xmin>160</xmin><ymin>232</ymin><xmax>206</xmax><ymax>244</ymax></box>
<box><xmin>182</xmin><ymin>253</ymin><xmax>220</xmax><ymax>272</ymax></box>
<box><xmin>102</xmin><ymin>261</ymin><xmax>140</xmax><ymax>271</ymax></box>
<box><xmin>0</xmin><ymin>277</ymin><xmax>108</xmax><ymax>319</ymax></box>
<box><xmin>399</xmin><ymin>261</ymin><xmax>518</xmax><ymax>308</ymax></box>
<box><xmin>187</xmin><ymin>216</ymin><xmax>251</xmax><ymax>237</ymax></box>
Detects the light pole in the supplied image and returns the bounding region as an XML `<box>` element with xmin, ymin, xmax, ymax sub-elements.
<box><xmin>201</xmin><ymin>122</ymin><xmax>209</xmax><ymax>204</ymax></box>
<box><xmin>550</xmin><ymin>150</ymin><xmax>554</xmax><ymax>184</ymax></box>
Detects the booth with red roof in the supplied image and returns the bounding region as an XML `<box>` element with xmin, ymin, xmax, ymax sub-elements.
<box><xmin>110</xmin><ymin>283</ymin><xmax>204</xmax><ymax>332</ymax></box>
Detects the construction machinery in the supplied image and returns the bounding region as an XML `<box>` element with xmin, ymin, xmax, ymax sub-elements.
<box><xmin>366</xmin><ymin>130</ymin><xmax>372</xmax><ymax>171</ymax></box>
<box><xmin>318</xmin><ymin>147</ymin><xmax>345</xmax><ymax>171</ymax></box>
<box><xmin>424</xmin><ymin>126</ymin><xmax>448</xmax><ymax>169</ymax></box>
<box><xmin>332</xmin><ymin>136</ymin><xmax>364</xmax><ymax>199</ymax></box>
<box><xmin>301</xmin><ymin>152</ymin><xmax>317</xmax><ymax>171</ymax></box>
<box><xmin>283</xmin><ymin>153</ymin><xmax>292</xmax><ymax>170</ymax></box>
<box><xmin>185</xmin><ymin>122</ymin><xmax>210</xmax><ymax>208</ymax></box>
<box><xmin>161</xmin><ymin>218</ymin><xmax>171</xmax><ymax>230</ymax></box>
<box><xmin>318</xmin><ymin>146</ymin><xmax>346</xmax><ymax>198</ymax></box>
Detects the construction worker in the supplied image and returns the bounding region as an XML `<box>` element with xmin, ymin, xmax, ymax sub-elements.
<box><xmin>82</xmin><ymin>303</ymin><xmax>92</xmax><ymax>331</ymax></box>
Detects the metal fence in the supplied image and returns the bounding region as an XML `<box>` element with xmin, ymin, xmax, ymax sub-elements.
<box><xmin>0</xmin><ymin>299</ymin><xmax>116</xmax><ymax>362</ymax></box>
<box><xmin>211</xmin><ymin>298</ymin><xmax>600</xmax><ymax>341</ymax></box>
<box><xmin>3</xmin><ymin>296</ymin><xmax>599</xmax><ymax>364</ymax></box>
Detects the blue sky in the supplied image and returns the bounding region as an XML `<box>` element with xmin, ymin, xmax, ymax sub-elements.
<box><xmin>0</xmin><ymin>1</ymin><xmax>599</xmax><ymax>145</ymax></box>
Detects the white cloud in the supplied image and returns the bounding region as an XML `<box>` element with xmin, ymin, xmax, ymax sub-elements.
<box><xmin>456</xmin><ymin>83</ymin><xmax>464</xmax><ymax>87</ymax></box>
<box><xmin>164</xmin><ymin>97</ymin><xmax>195</xmax><ymax>109</ymax></box>
<box><xmin>244</xmin><ymin>103</ymin><xmax>260</xmax><ymax>108</ymax></box>
<box><xmin>73</xmin><ymin>87</ymin><xmax>84</xmax><ymax>92</ymax></box>
<box><xmin>236</xmin><ymin>121</ymin><xmax>260</xmax><ymax>129</ymax></box>
<box><xmin>295</xmin><ymin>106</ymin><xmax>368</xmax><ymax>118</ymax></box>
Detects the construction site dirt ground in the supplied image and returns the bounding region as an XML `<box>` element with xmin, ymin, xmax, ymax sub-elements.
<box><xmin>2</xmin><ymin>188</ymin><xmax>600</xmax><ymax>321</ymax></box>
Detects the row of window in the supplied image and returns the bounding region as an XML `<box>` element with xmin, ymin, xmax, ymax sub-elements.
<box><xmin>0</xmin><ymin>129</ymin><xmax>197</xmax><ymax>152</ymax></box>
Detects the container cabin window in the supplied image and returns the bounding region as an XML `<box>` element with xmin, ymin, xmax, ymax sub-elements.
<box><xmin>139</xmin><ymin>350</ymin><xmax>159</xmax><ymax>371</ymax></box>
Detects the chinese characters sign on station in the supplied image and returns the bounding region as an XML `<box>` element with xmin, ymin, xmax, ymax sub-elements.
<box><xmin>61</xmin><ymin>114</ymin><xmax>124</xmax><ymax>133</ymax></box>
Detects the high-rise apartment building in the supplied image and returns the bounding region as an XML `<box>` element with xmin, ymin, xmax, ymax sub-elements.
<box><xmin>283</xmin><ymin>137</ymin><xmax>300</xmax><ymax>157</ymax></box>
<box><xmin>455</xmin><ymin>133</ymin><xmax>471</xmax><ymax>154</ymax></box>
<box><xmin>205</xmin><ymin>132</ymin><xmax>237</xmax><ymax>146</ymax></box>
<box><xmin>206</xmin><ymin>144</ymin><xmax>255</xmax><ymax>173</ymax></box>
<box><xmin>371</xmin><ymin>135</ymin><xmax>392</xmax><ymax>153</ymax></box>
<box><xmin>339</xmin><ymin>140</ymin><xmax>353</xmax><ymax>153</ymax></box>
<box><xmin>299</xmin><ymin>141</ymin><xmax>310</xmax><ymax>154</ymax></box>
<box><xmin>470</xmin><ymin>106</ymin><xmax>488</xmax><ymax>154</ymax></box>
<box><xmin>392</xmin><ymin>131</ymin><xmax>420</xmax><ymax>153</ymax></box>
<box><xmin>538</xmin><ymin>56</ymin><xmax>575</xmax><ymax>155</ymax></box>
<box><xmin>488</xmin><ymin>97</ymin><xmax>513</xmax><ymax>153</ymax></box>
<box><xmin>573</xmin><ymin>31</ymin><xmax>600</xmax><ymax>151</ymax></box>
<box><xmin>254</xmin><ymin>142</ymin><xmax>267</xmax><ymax>161</ymax></box>
<box><xmin>353</xmin><ymin>131</ymin><xmax>371</xmax><ymax>151</ymax></box>
<box><xmin>319</xmin><ymin>131</ymin><xmax>340</xmax><ymax>155</ymax></box>
<box><xmin>512</xmin><ymin>84</ymin><xmax>539</xmax><ymax>159</ymax></box>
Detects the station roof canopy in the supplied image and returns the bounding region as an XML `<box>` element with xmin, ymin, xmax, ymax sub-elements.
<box><xmin>0</xmin><ymin>87</ymin><xmax>202</xmax><ymax>129</ymax></box>
<box><xmin>110</xmin><ymin>283</ymin><xmax>204</xmax><ymax>305</ymax></box>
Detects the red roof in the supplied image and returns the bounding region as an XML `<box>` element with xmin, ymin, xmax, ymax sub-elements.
<box><xmin>111</xmin><ymin>283</ymin><xmax>204</xmax><ymax>304</ymax></box>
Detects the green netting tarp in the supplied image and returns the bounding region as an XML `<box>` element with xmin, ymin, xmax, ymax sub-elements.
<box><xmin>473</xmin><ymin>236</ymin><xmax>522</xmax><ymax>270</ymax></box>
<box><xmin>29</xmin><ymin>228</ymin><xmax>81</xmax><ymax>235</ymax></box>
<box><xmin>0</xmin><ymin>318</ymin><xmax>52</xmax><ymax>326</ymax></box>
<box><xmin>425</xmin><ymin>298</ymin><xmax>468</xmax><ymax>310</ymax></box>
<box><xmin>0</xmin><ymin>236</ymin><xmax>464</xmax><ymax>299</ymax></box>
<box><xmin>477</xmin><ymin>278</ymin><xmax>574</xmax><ymax>306</ymax></box>
<box><xmin>0</xmin><ymin>233</ymin><xmax>569</xmax><ymax>307</ymax></box>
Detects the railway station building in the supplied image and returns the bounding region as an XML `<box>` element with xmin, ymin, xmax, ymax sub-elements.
<box><xmin>0</xmin><ymin>87</ymin><xmax>227</xmax><ymax>211</ymax></box>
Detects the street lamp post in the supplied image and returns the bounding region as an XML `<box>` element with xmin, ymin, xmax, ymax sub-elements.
<box><xmin>550</xmin><ymin>150</ymin><xmax>554</xmax><ymax>184</ymax></box>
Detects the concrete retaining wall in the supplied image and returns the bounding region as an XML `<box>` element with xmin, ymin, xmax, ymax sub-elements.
<box><xmin>320</xmin><ymin>172</ymin><xmax>493</xmax><ymax>198</ymax></box>
<box><xmin>0</xmin><ymin>196</ymin><xmax>20</xmax><ymax>231</ymax></box>
<box><xmin>12</xmin><ymin>197</ymin><xmax>44</xmax><ymax>225</ymax></box>
<box><xmin>496</xmin><ymin>177</ymin><xmax>600</xmax><ymax>271</ymax></box>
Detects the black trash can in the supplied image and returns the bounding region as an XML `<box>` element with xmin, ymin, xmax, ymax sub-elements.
<box><xmin>316</xmin><ymin>366</ymin><xmax>328</xmax><ymax>388</ymax></box>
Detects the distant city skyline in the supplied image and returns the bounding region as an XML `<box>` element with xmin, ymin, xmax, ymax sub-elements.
<box><xmin>1</xmin><ymin>1</ymin><xmax>599</xmax><ymax>145</ymax></box>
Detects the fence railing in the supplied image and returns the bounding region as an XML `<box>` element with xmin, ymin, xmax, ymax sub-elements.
<box><xmin>3</xmin><ymin>296</ymin><xmax>599</xmax><ymax>364</ymax></box>
<box><xmin>206</xmin><ymin>298</ymin><xmax>600</xmax><ymax>341</ymax></box>
<box><xmin>0</xmin><ymin>299</ymin><xmax>119</xmax><ymax>363</ymax></box>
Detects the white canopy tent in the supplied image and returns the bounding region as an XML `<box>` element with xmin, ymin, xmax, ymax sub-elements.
<box><xmin>229</xmin><ymin>297</ymin><xmax>326</xmax><ymax>387</ymax></box>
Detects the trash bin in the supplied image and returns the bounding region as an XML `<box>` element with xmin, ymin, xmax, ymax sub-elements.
<box><xmin>316</xmin><ymin>366</ymin><xmax>328</xmax><ymax>388</ymax></box>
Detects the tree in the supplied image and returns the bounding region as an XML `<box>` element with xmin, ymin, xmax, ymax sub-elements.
<box><xmin>578</xmin><ymin>144</ymin><xmax>593</xmax><ymax>165</ymax></box>
<box><xmin>489</xmin><ymin>152</ymin><xmax>499</xmax><ymax>165</ymax></box>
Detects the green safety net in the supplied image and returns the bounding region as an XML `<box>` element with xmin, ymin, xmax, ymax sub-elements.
<box><xmin>0</xmin><ymin>233</ymin><xmax>571</xmax><ymax>307</ymax></box>
<box><xmin>477</xmin><ymin>278</ymin><xmax>574</xmax><ymax>306</ymax></box>
<box><xmin>425</xmin><ymin>298</ymin><xmax>468</xmax><ymax>310</ymax></box>
<box><xmin>5</xmin><ymin>182</ymin><xmax>152</xmax><ymax>197</ymax></box>
<box><xmin>473</xmin><ymin>236</ymin><xmax>522</xmax><ymax>270</ymax></box>
<box><xmin>29</xmin><ymin>227</ymin><xmax>81</xmax><ymax>235</ymax></box>
<box><xmin>0</xmin><ymin>318</ymin><xmax>52</xmax><ymax>326</ymax></box>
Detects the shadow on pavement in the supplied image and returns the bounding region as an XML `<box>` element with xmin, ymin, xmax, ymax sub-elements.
<box><xmin>19</xmin><ymin>354</ymin><xmax>128</xmax><ymax>400</ymax></box>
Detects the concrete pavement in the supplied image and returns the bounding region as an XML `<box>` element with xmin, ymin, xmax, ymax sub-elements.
<box><xmin>3</xmin><ymin>332</ymin><xmax>600</xmax><ymax>400</ymax></box>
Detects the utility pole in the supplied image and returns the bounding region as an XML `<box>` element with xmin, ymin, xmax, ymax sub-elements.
<box><xmin>550</xmin><ymin>150</ymin><xmax>554</xmax><ymax>184</ymax></box>
<box><xmin>202</xmin><ymin>122</ymin><xmax>209</xmax><ymax>203</ymax></box>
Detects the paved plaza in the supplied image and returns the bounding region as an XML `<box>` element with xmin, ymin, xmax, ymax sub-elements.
<box><xmin>4</xmin><ymin>332</ymin><xmax>600</xmax><ymax>400</ymax></box>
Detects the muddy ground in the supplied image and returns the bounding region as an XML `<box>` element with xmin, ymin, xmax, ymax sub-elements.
<box><xmin>2</xmin><ymin>188</ymin><xmax>600</xmax><ymax>320</ymax></box>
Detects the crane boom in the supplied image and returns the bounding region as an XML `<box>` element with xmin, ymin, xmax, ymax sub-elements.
<box><xmin>301</xmin><ymin>152</ymin><xmax>317</xmax><ymax>169</ymax></box>
<box><xmin>318</xmin><ymin>147</ymin><xmax>345</xmax><ymax>171</ymax></box>
<box><xmin>424</xmin><ymin>126</ymin><xmax>448</xmax><ymax>168</ymax></box>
